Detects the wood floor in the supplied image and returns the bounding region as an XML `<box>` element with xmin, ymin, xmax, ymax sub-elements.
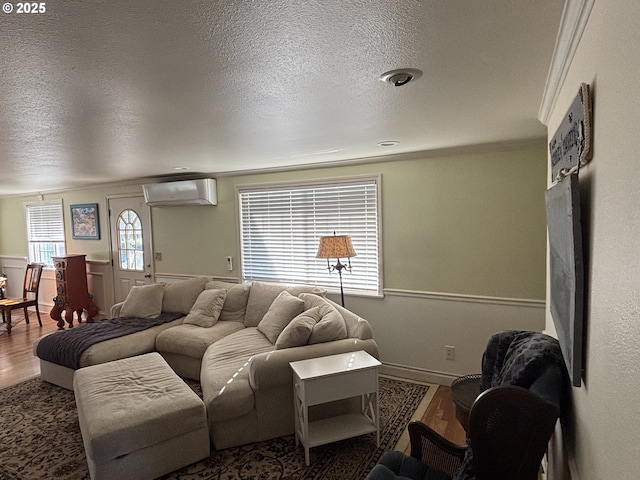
<box><xmin>0</xmin><ymin>310</ymin><xmax>467</xmax><ymax>449</ymax></box>
<box><xmin>0</xmin><ymin>310</ymin><xmax>60</xmax><ymax>388</ymax></box>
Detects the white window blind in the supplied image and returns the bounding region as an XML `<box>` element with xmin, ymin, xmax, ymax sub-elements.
<box><xmin>239</xmin><ymin>177</ymin><xmax>380</xmax><ymax>295</ymax></box>
<box><xmin>25</xmin><ymin>200</ymin><xmax>65</xmax><ymax>267</ymax></box>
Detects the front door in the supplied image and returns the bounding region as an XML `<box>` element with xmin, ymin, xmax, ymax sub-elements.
<box><xmin>108</xmin><ymin>195</ymin><xmax>153</xmax><ymax>303</ymax></box>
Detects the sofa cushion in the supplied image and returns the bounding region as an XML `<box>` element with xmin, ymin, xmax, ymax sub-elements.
<box><xmin>78</xmin><ymin>317</ymin><xmax>184</xmax><ymax>368</ymax></box>
<box><xmin>257</xmin><ymin>291</ymin><xmax>305</xmax><ymax>344</ymax></box>
<box><xmin>162</xmin><ymin>277</ymin><xmax>209</xmax><ymax>314</ymax></box>
<box><xmin>244</xmin><ymin>281</ymin><xmax>326</xmax><ymax>327</ymax></box>
<box><xmin>298</xmin><ymin>293</ymin><xmax>347</xmax><ymax>344</ymax></box>
<box><xmin>156</xmin><ymin>321</ymin><xmax>245</xmax><ymax>359</ymax></box>
<box><xmin>309</xmin><ymin>307</ymin><xmax>347</xmax><ymax>344</ymax></box>
<box><xmin>183</xmin><ymin>289</ymin><xmax>227</xmax><ymax>328</ymax></box>
<box><xmin>120</xmin><ymin>283</ymin><xmax>165</xmax><ymax>319</ymax></box>
<box><xmin>274</xmin><ymin>307</ymin><xmax>319</xmax><ymax>349</ymax></box>
<box><xmin>200</xmin><ymin>328</ymin><xmax>274</xmax><ymax>420</ymax></box>
<box><xmin>206</xmin><ymin>281</ymin><xmax>251</xmax><ymax>323</ymax></box>
<box><xmin>333</xmin><ymin>301</ymin><xmax>374</xmax><ymax>340</ymax></box>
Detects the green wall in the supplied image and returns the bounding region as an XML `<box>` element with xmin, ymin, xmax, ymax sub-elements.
<box><xmin>0</xmin><ymin>184</ymin><xmax>141</xmax><ymax>262</ymax></box>
<box><xmin>0</xmin><ymin>144</ymin><xmax>548</xmax><ymax>299</ymax></box>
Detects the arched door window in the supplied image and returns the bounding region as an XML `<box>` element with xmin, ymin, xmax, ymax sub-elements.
<box><xmin>117</xmin><ymin>209</ymin><xmax>144</xmax><ymax>271</ymax></box>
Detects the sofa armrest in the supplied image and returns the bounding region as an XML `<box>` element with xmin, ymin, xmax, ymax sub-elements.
<box><xmin>110</xmin><ymin>302</ymin><xmax>124</xmax><ymax>319</ymax></box>
<box><xmin>249</xmin><ymin>338</ymin><xmax>378</xmax><ymax>390</ymax></box>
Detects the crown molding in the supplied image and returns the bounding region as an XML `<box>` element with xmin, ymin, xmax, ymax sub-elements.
<box><xmin>538</xmin><ymin>0</ymin><xmax>596</xmax><ymax>126</ymax></box>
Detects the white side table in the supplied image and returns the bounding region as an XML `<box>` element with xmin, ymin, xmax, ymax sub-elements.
<box><xmin>290</xmin><ymin>350</ymin><xmax>382</xmax><ymax>465</ymax></box>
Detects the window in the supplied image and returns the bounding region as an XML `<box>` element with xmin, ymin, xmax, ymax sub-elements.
<box><xmin>117</xmin><ymin>209</ymin><xmax>144</xmax><ymax>271</ymax></box>
<box><xmin>25</xmin><ymin>200</ymin><xmax>65</xmax><ymax>267</ymax></box>
<box><xmin>238</xmin><ymin>177</ymin><xmax>380</xmax><ymax>295</ymax></box>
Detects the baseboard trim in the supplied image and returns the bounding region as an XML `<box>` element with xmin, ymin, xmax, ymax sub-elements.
<box><xmin>380</xmin><ymin>362</ymin><xmax>461</xmax><ymax>386</ymax></box>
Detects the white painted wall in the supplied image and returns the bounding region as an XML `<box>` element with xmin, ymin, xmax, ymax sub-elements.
<box><xmin>545</xmin><ymin>1</ymin><xmax>640</xmax><ymax>478</ymax></box>
<box><xmin>347</xmin><ymin>291</ymin><xmax>544</xmax><ymax>383</ymax></box>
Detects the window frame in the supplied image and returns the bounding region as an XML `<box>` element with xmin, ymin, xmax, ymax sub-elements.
<box><xmin>236</xmin><ymin>175</ymin><xmax>383</xmax><ymax>297</ymax></box>
<box><xmin>24</xmin><ymin>199</ymin><xmax>66</xmax><ymax>268</ymax></box>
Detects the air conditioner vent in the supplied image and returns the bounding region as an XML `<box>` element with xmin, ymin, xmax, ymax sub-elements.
<box><xmin>142</xmin><ymin>178</ymin><xmax>217</xmax><ymax>207</ymax></box>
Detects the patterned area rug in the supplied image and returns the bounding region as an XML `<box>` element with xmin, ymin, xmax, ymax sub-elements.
<box><xmin>0</xmin><ymin>376</ymin><xmax>431</xmax><ymax>480</ymax></box>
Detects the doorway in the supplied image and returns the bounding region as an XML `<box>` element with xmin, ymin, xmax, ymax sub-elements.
<box><xmin>108</xmin><ymin>195</ymin><xmax>153</xmax><ymax>304</ymax></box>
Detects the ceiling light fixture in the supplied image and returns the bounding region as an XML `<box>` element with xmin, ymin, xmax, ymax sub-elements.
<box><xmin>377</xmin><ymin>141</ymin><xmax>400</xmax><ymax>147</ymax></box>
<box><xmin>379</xmin><ymin>68</ymin><xmax>423</xmax><ymax>87</ymax></box>
<box><xmin>172</xmin><ymin>166</ymin><xmax>190</xmax><ymax>171</ymax></box>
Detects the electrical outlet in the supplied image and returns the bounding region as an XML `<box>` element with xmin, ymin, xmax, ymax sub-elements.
<box><xmin>226</xmin><ymin>256</ymin><xmax>233</xmax><ymax>271</ymax></box>
<box><xmin>445</xmin><ymin>345</ymin><xmax>456</xmax><ymax>361</ymax></box>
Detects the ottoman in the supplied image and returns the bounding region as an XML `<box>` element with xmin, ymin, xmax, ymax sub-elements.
<box><xmin>73</xmin><ymin>353</ymin><xmax>210</xmax><ymax>480</ymax></box>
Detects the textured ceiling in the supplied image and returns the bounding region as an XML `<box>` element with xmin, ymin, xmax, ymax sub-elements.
<box><xmin>0</xmin><ymin>0</ymin><xmax>564</xmax><ymax>196</ymax></box>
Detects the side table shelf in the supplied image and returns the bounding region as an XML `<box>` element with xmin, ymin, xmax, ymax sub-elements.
<box><xmin>290</xmin><ymin>350</ymin><xmax>381</xmax><ymax>466</ymax></box>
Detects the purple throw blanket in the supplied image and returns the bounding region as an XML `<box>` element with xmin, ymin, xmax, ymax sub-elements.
<box><xmin>36</xmin><ymin>312</ymin><xmax>183</xmax><ymax>369</ymax></box>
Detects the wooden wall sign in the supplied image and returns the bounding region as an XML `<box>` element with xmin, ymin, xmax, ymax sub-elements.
<box><xmin>549</xmin><ymin>83</ymin><xmax>593</xmax><ymax>181</ymax></box>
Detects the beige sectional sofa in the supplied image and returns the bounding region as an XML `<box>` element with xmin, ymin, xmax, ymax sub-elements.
<box><xmin>35</xmin><ymin>276</ymin><xmax>379</xmax><ymax>449</ymax></box>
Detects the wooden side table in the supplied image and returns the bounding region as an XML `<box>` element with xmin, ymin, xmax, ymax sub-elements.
<box><xmin>290</xmin><ymin>350</ymin><xmax>381</xmax><ymax>466</ymax></box>
<box><xmin>450</xmin><ymin>373</ymin><xmax>481</xmax><ymax>432</ymax></box>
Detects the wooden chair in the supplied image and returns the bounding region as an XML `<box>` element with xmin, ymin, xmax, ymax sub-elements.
<box><xmin>0</xmin><ymin>263</ymin><xmax>44</xmax><ymax>334</ymax></box>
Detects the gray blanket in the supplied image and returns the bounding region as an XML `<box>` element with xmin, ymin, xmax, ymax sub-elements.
<box><xmin>480</xmin><ymin>329</ymin><xmax>564</xmax><ymax>391</ymax></box>
<box><xmin>36</xmin><ymin>312</ymin><xmax>183</xmax><ymax>369</ymax></box>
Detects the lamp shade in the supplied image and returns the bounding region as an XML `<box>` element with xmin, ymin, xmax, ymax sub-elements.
<box><xmin>316</xmin><ymin>235</ymin><xmax>357</xmax><ymax>259</ymax></box>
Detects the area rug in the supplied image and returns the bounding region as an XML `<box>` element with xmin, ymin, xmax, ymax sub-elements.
<box><xmin>0</xmin><ymin>376</ymin><xmax>431</xmax><ymax>480</ymax></box>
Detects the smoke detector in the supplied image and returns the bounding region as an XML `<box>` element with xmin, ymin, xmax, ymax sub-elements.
<box><xmin>379</xmin><ymin>68</ymin><xmax>423</xmax><ymax>87</ymax></box>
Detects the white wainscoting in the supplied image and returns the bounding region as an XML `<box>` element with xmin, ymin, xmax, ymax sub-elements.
<box><xmin>86</xmin><ymin>260</ymin><xmax>112</xmax><ymax>317</ymax></box>
<box><xmin>154</xmin><ymin>273</ymin><xmax>239</xmax><ymax>284</ymax></box>
<box><xmin>0</xmin><ymin>256</ymin><xmax>113</xmax><ymax>318</ymax></box>
<box><xmin>0</xmin><ymin>256</ymin><xmax>28</xmax><ymax>298</ymax></box>
<box><xmin>338</xmin><ymin>289</ymin><xmax>545</xmax><ymax>384</ymax></box>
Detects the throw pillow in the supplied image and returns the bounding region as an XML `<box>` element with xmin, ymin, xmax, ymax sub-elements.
<box><xmin>257</xmin><ymin>291</ymin><xmax>305</xmax><ymax>344</ymax></box>
<box><xmin>244</xmin><ymin>281</ymin><xmax>327</xmax><ymax>327</ymax></box>
<box><xmin>297</xmin><ymin>293</ymin><xmax>348</xmax><ymax>344</ymax></box>
<box><xmin>275</xmin><ymin>307</ymin><xmax>322</xmax><ymax>349</ymax></box>
<box><xmin>205</xmin><ymin>280</ymin><xmax>251</xmax><ymax>323</ymax></box>
<box><xmin>308</xmin><ymin>305</ymin><xmax>347</xmax><ymax>344</ymax></box>
<box><xmin>298</xmin><ymin>292</ymin><xmax>332</xmax><ymax>310</ymax></box>
<box><xmin>162</xmin><ymin>276</ymin><xmax>209</xmax><ymax>314</ymax></box>
<box><xmin>119</xmin><ymin>283</ymin><xmax>165</xmax><ymax>319</ymax></box>
<box><xmin>183</xmin><ymin>289</ymin><xmax>228</xmax><ymax>328</ymax></box>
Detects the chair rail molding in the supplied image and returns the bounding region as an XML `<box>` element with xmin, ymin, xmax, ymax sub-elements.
<box><xmin>384</xmin><ymin>288</ymin><xmax>544</xmax><ymax>308</ymax></box>
<box><xmin>154</xmin><ymin>272</ymin><xmax>239</xmax><ymax>284</ymax></box>
<box><xmin>538</xmin><ymin>0</ymin><xmax>596</xmax><ymax>125</ymax></box>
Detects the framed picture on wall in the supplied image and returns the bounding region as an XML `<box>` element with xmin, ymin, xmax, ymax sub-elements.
<box><xmin>70</xmin><ymin>203</ymin><xmax>100</xmax><ymax>240</ymax></box>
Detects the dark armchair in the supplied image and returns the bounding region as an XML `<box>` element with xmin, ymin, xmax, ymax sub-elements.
<box><xmin>366</xmin><ymin>330</ymin><xmax>566</xmax><ymax>480</ymax></box>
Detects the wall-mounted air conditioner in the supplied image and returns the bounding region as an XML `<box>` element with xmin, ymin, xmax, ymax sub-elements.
<box><xmin>142</xmin><ymin>178</ymin><xmax>217</xmax><ymax>206</ymax></box>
